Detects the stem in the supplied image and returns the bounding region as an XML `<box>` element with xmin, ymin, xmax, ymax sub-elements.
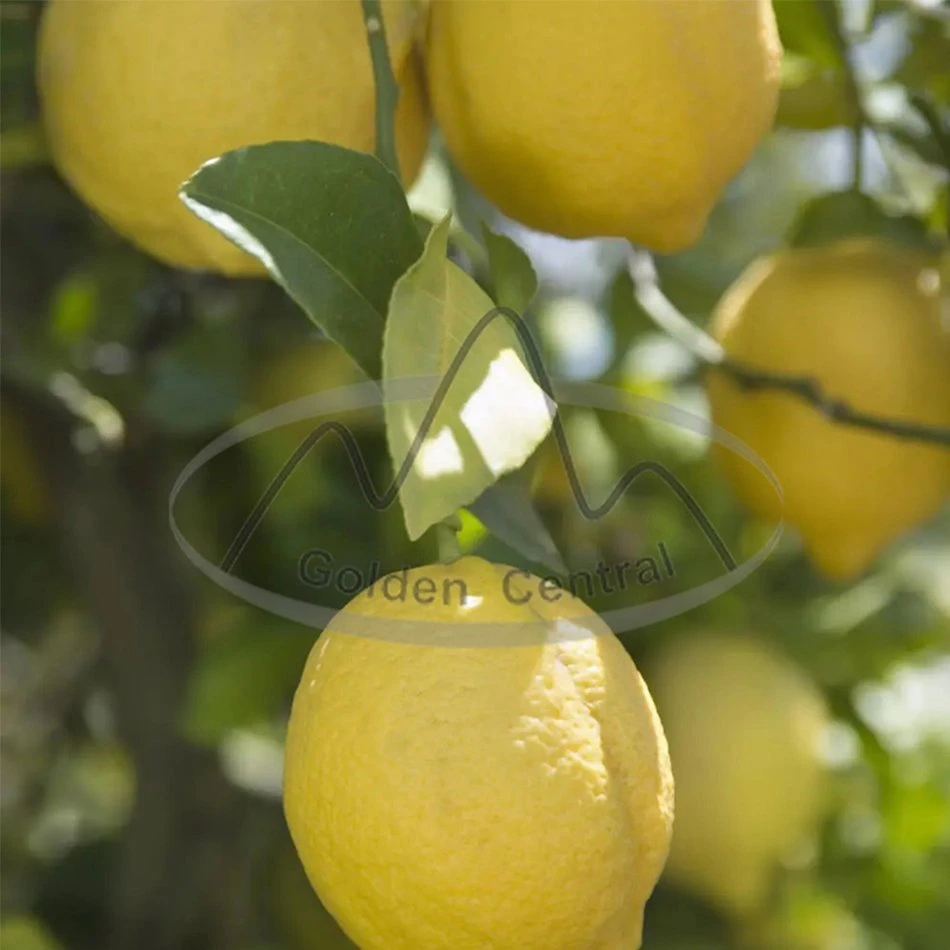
<box><xmin>910</xmin><ymin>93</ymin><xmax>950</xmax><ymax>237</ymax></box>
<box><xmin>437</xmin><ymin>514</ymin><xmax>463</xmax><ymax>563</ymax></box>
<box><xmin>361</xmin><ymin>0</ymin><xmax>402</xmax><ymax>184</ymax></box>
<box><xmin>820</xmin><ymin>0</ymin><xmax>865</xmax><ymax>192</ymax></box>
<box><xmin>626</xmin><ymin>251</ymin><xmax>950</xmax><ymax>448</ymax></box>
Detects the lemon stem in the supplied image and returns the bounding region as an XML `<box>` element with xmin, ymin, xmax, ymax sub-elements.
<box><xmin>361</xmin><ymin>0</ymin><xmax>402</xmax><ymax>185</ymax></box>
<box><xmin>437</xmin><ymin>514</ymin><xmax>463</xmax><ymax>563</ymax></box>
<box><xmin>910</xmin><ymin>93</ymin><xmax>950</xmax><ymax>237</ymax></box>
<box><xmin>818</xmin><ymin>0</ymin><xmax>865</xmax><ymax>193</ymax></box>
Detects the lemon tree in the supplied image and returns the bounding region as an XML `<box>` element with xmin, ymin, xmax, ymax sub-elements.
<box><xmin>7</xmin><ymin>1</ymin><xmax>950</xmax><ymax>949</ymax></box>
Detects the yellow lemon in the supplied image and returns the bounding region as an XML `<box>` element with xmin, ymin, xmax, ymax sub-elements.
<box><xmin>242</xmin><ymin>338</ymin><xmax>379</xmax><ymax>514</ymax></box>
<box><xmin>1</xmin><ymin>405</ymin><xmax>50</xmax><ymax>527</ymax></box>
<box><xmin>248</xmin><ymin>338</ymin><xmax>375</xmax><ymax>433</ymax></box>
<box><xmin>284</xmin><ymin>556</ymin><xmax>673</xmax><ymax>950</ymax></box>
<box><xmin>706</xmin><ymin>239</ymin><xmax>950</xmax><ymax>581</ymax></box>
<box><xmin>645</xmin><ymin>632</ymin><xmax>828</xmax><ymax>917</ymax></box>
<box><xmin>38</xmin><ymin>0</ymin><xmax>430</xmax><ymax>276</ymax></box>
<box><xmin>426</xmin><ymin>0</ymin><xmax>781</xmax><ymax>252</ymax></box>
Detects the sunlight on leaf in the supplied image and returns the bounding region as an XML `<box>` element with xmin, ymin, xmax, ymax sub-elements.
<box><xmin>383</xmin><ymin>217</ymin><xmax>555</xmax><ymax>540</ymax></box>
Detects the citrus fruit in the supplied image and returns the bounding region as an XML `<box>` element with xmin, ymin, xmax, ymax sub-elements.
<box><xmin>38</xmin><ymin>0</ymin><xmax>430</xmax><ymax>276</ymax></box>
<box><xmin>645</xmin><ymin>632</ymin><xmax>828</xmax><ymax>917</ymax></box>
<box><xmin>1</xmin><ymin>405</ymin><xmax>50</xmax><ymax>527</ymax></box>
<box><xmin>241</xmin><ymin>338</ymin><xmax>379</xmax><ymax>516</ymax></box>
<box><xmin>706</xmin><ymin>239</ymin><xmax>950</xmax><ymax>580</ymax></box>
<box><xmin>284</xmin><ymin>556</ymin><xmax>674</xmax><ymax>950</ymax></box>
<box><xmin>426</xmin><ymin>0</ymin><xmax>781</xmax><ymax>252</ymax></box>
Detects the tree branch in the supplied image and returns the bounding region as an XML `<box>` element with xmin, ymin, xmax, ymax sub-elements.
<box><xmin>627</xmin><ymin>251</ymin><xmax>950</xmax><ymax>448</ymax></box>
<box><xmin>910</xmin><ymin>92</ymin><xmax>950</xmax><ymax>236</ymax></box>
<box><xmin>361</xmin><ymin>0</ymin><xmax>402</xmax><ymax>184</ymax></box>
<box><xmin>819</xmin><ymin>0</ymin><xmax>866</xmax><ymax>192</ymax></box>
<box><xmin>4</xmin><ymin>380</ymin><xmax>255</xmax><ymax>950</ymax></box>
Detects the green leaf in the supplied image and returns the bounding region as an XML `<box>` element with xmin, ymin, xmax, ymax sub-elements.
<box><xmin>605</xmin><ymin>268</ymin><xmax>653</xmax><ymax>365</ymax></box>
<box><xmin>142</xmin><ymin>319</ymin><xmax>246</xmax><ymax>435</ymax></box>
<box><xmin>481</xmin><ymin>225</ymin><xmax>539</xmax><ymax>314</ymax></box>
<box><xmin>776</xmin><ymin>57</ymin><xmax>858</xmax><ymax>130</ymax></box>
<box><xmin>181</xmin><ymin>141</ymin><xmax>423</xmax><ymax>379</ymax></box>
<box><xmin>773</xmin><ymin>0</ymin><xmax>841</xmax><ymax>69</ymax></box>
<box><xmin>0</xmin><ymin>2</ymin><xmax>39</xmax><ymax>134</ymax></box>
<box><xmin>468</xmin><ymin>472</ymin><xmax>567</xmax><ymax>575</ymax></box>
<box><xmin>787</xmin><ymin>190</ymin><xmax>934</xmax><ymax>250</ymax></box>
<box><xmin>383</xmin><ymin>217</ymin><xmax>555</xmax><ymax>540</ymax></box>
<box><xmin>182</xmin><ymin>626</ymin><xmax>313</xmax><ymax>746</ymax></box>
<box><xmin>892</xmin><ymin>16</ymin><xmax>950</xmax><ymax>105</ymax></box>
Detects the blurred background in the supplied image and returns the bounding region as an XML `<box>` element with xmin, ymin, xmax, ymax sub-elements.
<box><xmin>2</xmin><ymin>1</ymin><xmax>949</xmax><ymax>949</ymax></box>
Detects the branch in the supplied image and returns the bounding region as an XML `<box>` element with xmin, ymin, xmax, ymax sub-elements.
<box><xmin>4</xmin><ymin>380</ymin><xmax>253</xmax><ymax>950</ymax></box>
<box><xmin>627</xmin><ymin>251</ymin><xmax>950</xmax><ymax>447</ymax></box>
<box><xmin>910</xmin><ymin>93</ymin><xmax>950</xmax><ymax>237</ymax></box>
<box><xmin>361</xmin><ymin>0</ymin><xmax>402</xmax><ymax>184</ymax></box>
<box><xmin>819</xmin><ymin>0</ymin><xmax>866</xmax><ymax>191</ymax></box>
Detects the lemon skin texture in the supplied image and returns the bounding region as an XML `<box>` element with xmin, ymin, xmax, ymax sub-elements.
<box><xmin>646</xmin><ymin>632</ymin><xmax>828</xmax><ymax>917</ymax></box>
<box><xmin>284</xmin><ymin>557</ymin><xmax>674</xmax><ymax>950</ymax></box>
<box><xmin>38</xmin><ymin>0</ymin><xmax>430</xmax><ymax>276</ymax></box>
<box><xmin>427</xmin><ymin>0</ymin><xmax>781</xmax><ymax>252</ymax></box>
<box><xmin>706</xmin><ymin>239</ymin><xmax>950</xmax><ymax>581</ymax></box>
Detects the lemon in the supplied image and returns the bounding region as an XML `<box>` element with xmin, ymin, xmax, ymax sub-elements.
<box><xmin>645</xmin><ymin>632</ymin><xmax>827</xmax><ymax>917</ymax></box>
<box><xmin>249</xmin><ymin>339</ymin><xmax>375</xmax><ymax>433</ymax></box>
<box><xmin>241</xmin><ymin>338</ymin><xmax>379</xmax><ymax>515</ymax></box>
<box><xmin>706</xmin><ymin>239</ymin><xmax>950</xmax><ymax>581</ymax></box>
<box><xmin>0</xmin><ymin>917</ymin><xmax>61</xmax><ymax>950</ymax></box>
<box><xmin>284</xmin><ymin>556</ymin><xmax>673</xmax><ymax>950</ymax></box>
<box><xmin>426</xmin><ymin>0</ymin><xmax>781</xmax><ymax>252</ymax></box>
<box><xmin>1</xmin><ymin>405</ymin><xmax>50</xmax><ymax>527</ymax></box>
<box><xmin>38</xmin><ymin>0</ymin><xmax>430</xmax><ymax>276</ymax></box>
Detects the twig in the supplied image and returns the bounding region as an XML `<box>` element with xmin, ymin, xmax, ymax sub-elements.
<box><xmin>437</xmin><ymin>514</ymin><xmax>463</xmax><ymax>563</ymax></box>
<box><xmin>819</xmin><ymin>0</ymin><xmax>866</xmax><ymax>191</ymax></box>
<box><xmin>627</xmin><ymin>251</ymin><xmax>950</xmax><ymax>448</ymax></box>
<box><xmin>361</xmin><ymin>0</ymin><xmax>402</xmax><ymax>184</ymax></box>
<box><xmin>910</xmin><ymin>93</ymin><xmax>950</xmax><ymax>236</ymax></box>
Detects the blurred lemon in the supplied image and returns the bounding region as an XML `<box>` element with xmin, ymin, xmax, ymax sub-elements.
<box><xmin>38</xmin><ymin>0</ymin><xmax>429</xmax><ymax>275</ymax></box>
<box><xmin>1</xmin><ymin>405</ymin><xmax>50</xmax><ymax>527</ymax></box>
<box><xmin>646</xmin><ymin>632</ymin><xmax>828</xmax><ymax>917</ymax></box>
<box><xmin>706</xmin><ymin>239</ymin><xmax>950</xmax><ymax>580</ymax></box>
<box><xmin>243</xmin><ymin>339</ymin><xmax>378</xmax><ymax>512</ymax></box>
<box><xmin>248</xmin><ymin>339</ymin><xmax>375</xmax><ymax>432</ymax></box>
<box><xmin>0</xmin><ymin>917</ymin><xmax>61</xmax><ymax>950</ymax></box>
<box><xmin>427</xmin><ymin>0</ymin><xmax>780</xmax><ymax>252</ymax></box>
<box><xmin>284</xmin><ymin>556</ymin><xmax>673</xmax><ymax>950</ymax></box>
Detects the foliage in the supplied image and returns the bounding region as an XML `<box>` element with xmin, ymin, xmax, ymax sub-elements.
<box><xmin>2</xmin><ymin>1</ymin><xmax>949</xmax><ymax>949</ymax></box>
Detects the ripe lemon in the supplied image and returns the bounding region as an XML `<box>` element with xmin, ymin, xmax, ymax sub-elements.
<box><xmin>38</xmin><ymin>0</ymin><xmax>430</xmax><ymax>276</ymax></box>
<box><xmin>426</xmin><ymin>0</ymin><xmax>781</xmax><ymax>252</ymax></box>
<box><xmin>284</xmin><ymin>556</ymin><xmax>673</xmax><ymax>950</ymax></box>
<box><xmin>706</xmin><ymin>239</ymin><xmax>950</xmax><ymax>581</ymax></box>
<box><xmin>645</xmin><ymin>632</ymin><xmax>828</xmax><ymax>917</ymax></box>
